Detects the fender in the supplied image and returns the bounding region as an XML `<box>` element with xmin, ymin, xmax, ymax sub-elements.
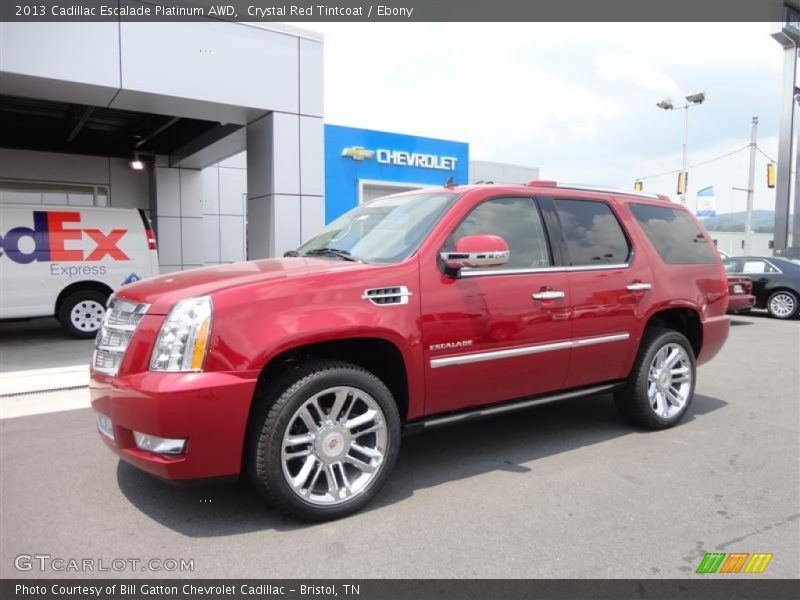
<box><xmin>204</xmin><ymin>260</ymin><xmax>426</xmax><ymax>419</ymax></box>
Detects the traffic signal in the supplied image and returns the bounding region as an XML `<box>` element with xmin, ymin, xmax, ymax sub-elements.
<box><xmin>677</xmin><ymin>172</ymin><xmax>688</xmax><ymax>195</ymax></box>
<box><xmin>767</xmin><ymin>163</ymin><xmax>776</xmax><ymax>189</ymax></box>
<box><xmin>634</xmin><ymin>180</ymin><xmax>643</xmax><ymax>191</ymax></box>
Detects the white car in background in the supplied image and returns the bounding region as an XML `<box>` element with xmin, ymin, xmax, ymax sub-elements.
<box><xmin>0</xmin><ymin>204</ymin><xmax>159</xmax><ymax>337</ymax></box>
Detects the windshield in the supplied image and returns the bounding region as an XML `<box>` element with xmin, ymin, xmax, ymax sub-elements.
<box><xmin>296</xmin><ymin>192</ymin><xmax>459</xmax><ymax>264</ymax></box>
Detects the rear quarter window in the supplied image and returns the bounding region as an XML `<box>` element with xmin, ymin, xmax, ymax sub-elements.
<box><xmin>629</xmin><ymin>203</ymin><xmax>716</xmax><ymax>265</ymax></box>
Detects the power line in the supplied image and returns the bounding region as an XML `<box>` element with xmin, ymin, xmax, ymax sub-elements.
<box><xmin>755</xmin><ymin>146</ymin><xmax>776</xmax><ymax>163</ymax></box>
<box><xmin>638</xmin><ymin>145</ymin><xmax>750</xmax><ymax>181</ymax></box>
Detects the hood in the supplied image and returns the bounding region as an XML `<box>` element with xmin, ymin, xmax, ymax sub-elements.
<box><xmin>115</xmin><ymin>257</ymin><xmax>372</xmax><ymax>314</ymax></box>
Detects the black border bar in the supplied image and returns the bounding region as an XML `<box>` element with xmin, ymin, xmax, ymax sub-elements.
<box><xmin>0</xmin><ymin>0</ymin><xmax>796</xmax><ymax>22</ymax></box>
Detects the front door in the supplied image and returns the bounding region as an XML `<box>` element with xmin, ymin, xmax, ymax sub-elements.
<box><xmin>421</xmin><ymin>196</ymin><xmax>572</xmax><ymax>416</ymax></box>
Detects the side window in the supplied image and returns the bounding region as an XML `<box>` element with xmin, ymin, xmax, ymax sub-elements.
<box><xmin>628</xmin><ymin>203</ymin><xmax>716</xmax><ymax>265</ymax></box>
<box><xmin>554</xmin><ymin>199</ymin><xmax>631</xmax><ymax>266</ymax></box>
<box><xmin>742</xmin><ymin>260</ymin><xmax>778</xmax><ymax>274</ymax></box>
<box><xmin>446</xmin><ymin>197</ymin><xmax>551</xmax><ymax>269</ymax></box>
<box><xmin>722</xmin><ymin>259</ymin><xmax>739</xmax><ymax>273</ymax></box>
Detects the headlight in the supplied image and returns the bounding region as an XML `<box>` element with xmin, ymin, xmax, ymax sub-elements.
<box><xmin>150</xmin><ymin>296</ymin><xmax>212</xmax><ymax>372</ymax></box>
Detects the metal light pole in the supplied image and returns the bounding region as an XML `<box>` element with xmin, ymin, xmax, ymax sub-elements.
<box><xmin>744</xmin><ymin>117</ymin><xmax>759</xmax><ymax>256</ymax></box>
<box><xmin>657</xmin><ymin>91</ymin><xmax>706</xmax><ymax>205</ymax></box>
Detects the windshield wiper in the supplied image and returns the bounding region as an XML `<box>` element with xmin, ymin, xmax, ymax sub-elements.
<box><xmin>303</xmin><ymin>248</ymin><xmax>360</xmax><ymax>262</ymax></box>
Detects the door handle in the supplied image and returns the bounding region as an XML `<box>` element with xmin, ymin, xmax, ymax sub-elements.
<box><xmin>626</xmin><ymin>282</ymin><xmax>652</xmax><ymax>292</ymax></box>
<box><xmin>532</xmin><ymin>290</ymin><xmax>566</xmax><ymax>300</ymax></box>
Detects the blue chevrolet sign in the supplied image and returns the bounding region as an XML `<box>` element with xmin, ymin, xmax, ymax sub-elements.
<box><xmin>324</xmin><ymin>124</ymin><xmax>469</xmax><ymax>222</ymax></box>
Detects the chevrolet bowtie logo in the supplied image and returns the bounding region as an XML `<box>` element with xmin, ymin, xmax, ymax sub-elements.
<box><xmin>341</xmin><ymin>146</ymin><xmax>375</xmax><ymax>161</ymax></box>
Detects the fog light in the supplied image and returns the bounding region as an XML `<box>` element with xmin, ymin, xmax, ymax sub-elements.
<box><xmin>133</xmin><ymin>432</ymin><xmax>186</xmax><ymax>455</ymax></box>
<box><xmin>96</xmin><ymin>413</ymin><xmax>114</xmax><ymax>440</ymax></box>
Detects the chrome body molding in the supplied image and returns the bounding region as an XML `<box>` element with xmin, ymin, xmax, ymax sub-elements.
<box><xmin>416</xmin><ymin>383</ymin><xmax>619</xmax><ymax>429</ymax></box>
<box><xmin>429</xmin><ymin>332</ymin><xmax>630</xmax><ymax>369</ymax></box>
<box><xmin>460</xmin><ymin>263</ymin><xmax>630</xmax><ymax>278</ymax></box>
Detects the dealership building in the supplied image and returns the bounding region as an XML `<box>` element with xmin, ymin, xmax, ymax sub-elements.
<box><xmin>0</xmin><ymin>20</ymin><xmax>537</xmax><ymax>273</ymax></box>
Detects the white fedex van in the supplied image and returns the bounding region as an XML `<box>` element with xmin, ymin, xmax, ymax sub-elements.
<box><xmin>0</xmin><ymin>204</ymin><xmax>159</xmax><ymax>338</ymax></box>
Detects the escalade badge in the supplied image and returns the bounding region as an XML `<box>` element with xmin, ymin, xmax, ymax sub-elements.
<box><xmin>430</xmin><ymin>340</ymin><xmax>474</xmax><ymax>351</ymax></box>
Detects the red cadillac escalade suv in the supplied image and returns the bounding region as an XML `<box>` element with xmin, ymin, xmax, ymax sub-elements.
<box><xmin>91</xmin><ymin>182</ymin><xmax>729</xmax><ymax>520</ymax></box>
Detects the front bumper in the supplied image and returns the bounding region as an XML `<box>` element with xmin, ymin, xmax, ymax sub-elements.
<box><xmin>90</xmin><ymin>370</ymin><xmax>258</xmax><ymax>481</ymax></box>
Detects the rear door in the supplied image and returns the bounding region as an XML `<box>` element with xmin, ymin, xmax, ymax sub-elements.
<box><xmin>421</xmin><ymin>195</ymin><xmax>572</xmax><ymax>415</ymax></box>
<box><xmin>80</xmin><ymin>207</ymin><xmax>154</xmax><ymax>288</ymax></box>
<box><xmin>551</xmin><ymin>197</ymin><xmax>654</xmax><ymax>388</ymax></box>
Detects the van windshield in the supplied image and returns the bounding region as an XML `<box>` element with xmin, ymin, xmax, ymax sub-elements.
<box><xmin>296</xmin><ymin>192</ymin><xmax>459</xmax><ymax>264</ymax></box>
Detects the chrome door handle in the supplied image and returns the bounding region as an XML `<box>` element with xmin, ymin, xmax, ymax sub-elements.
<box><xmin>532</xmin><ymin>290</ymin><xmax>566</xmax><ymax>300</ymax></box>
<box><xmin>626</xmin><ymin>282</ymin><xmax>652</xmax><ymax>291</ymax></box>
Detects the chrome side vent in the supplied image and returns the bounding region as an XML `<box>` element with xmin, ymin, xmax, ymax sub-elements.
<box><xmin>92</xmin><ymin>296</ymin><xmax>149</xmax><ymax>376</ymax></box>
<box><xmin>362</xmin><ymin>286</ymin><xmax>412</xmax><ymax>306</ymax></box>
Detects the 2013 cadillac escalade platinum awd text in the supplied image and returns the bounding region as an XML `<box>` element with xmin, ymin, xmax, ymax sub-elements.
<box><xmin>90</xmin><ymin>182</ymin><xmax>730</xmax><ymax>521</ymax></box>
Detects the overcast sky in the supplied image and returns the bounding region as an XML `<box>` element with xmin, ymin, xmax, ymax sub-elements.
<box><xmin>295</xmin><ymin>22</ymin><xmax>784</xmax><ymax>215</ymax></box>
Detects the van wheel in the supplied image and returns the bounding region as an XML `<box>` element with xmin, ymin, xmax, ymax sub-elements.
<box><xmin>58</xmin><ymin>291</ymin><xmax>108</xmax><ymax>338</ymax></box>
<box><xmin>246</xmin><ymin>360</ymin><xmax>401</xmax><ymax>521</ymax></box>
<box><xmin>766</xmin><ymin>291</ymin><xmax>798</xmax><ymax>319</ymax></box>
<box><xmin>614</xmin><ymin>328</ymin><xmax>696</xmax><ymax>430</ymax></box>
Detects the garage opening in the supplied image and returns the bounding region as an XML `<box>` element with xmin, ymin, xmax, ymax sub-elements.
<box><xmin>359</xmin><ymin>182</ymin><xmax>423</xmax><ymax>204</ymax></box>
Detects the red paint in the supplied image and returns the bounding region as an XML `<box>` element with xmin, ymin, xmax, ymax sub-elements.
<box><xmin>91</xmin><ymin>184</ymin><xmax>729</xmax><ymax>481</ymax></box>
<box><xmin>726</xmin><ymin>276</ymin><xmax>756</xmax><ymax>311</ymax></box>
<box><xmin>46</xmin><ymin>211</ymin><xmax>83</xmax><ymax>261</ymax></box>
<box><xmin>84</xmin><ymin>228</ymin><xmax>130</xmax><ymax>261</ymax></box>
<box><xmin>453</xmin><ymin>234</ymin><xmax>508</xmax><ymax>254</ymax></box>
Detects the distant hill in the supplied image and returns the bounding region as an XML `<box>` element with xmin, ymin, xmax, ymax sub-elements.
<box><xmin>699</xmin><ymin>210</ymin><xmax>777</xmax><ymax>233</ymax></box>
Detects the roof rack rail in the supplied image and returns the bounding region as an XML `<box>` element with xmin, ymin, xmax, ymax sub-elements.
<box><xmin>554</xmin><ymin>182</ymin><xmax>666</xmax><ymax>201</ymax></box>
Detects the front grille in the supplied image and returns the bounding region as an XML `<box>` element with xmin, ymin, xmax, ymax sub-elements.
<box><xmin>362</xmin><ymin>286</ymin><xmax>412</xmax><ymax>306</ymax></box>
<box><xmin>92</xmin><ymin>297</ymin><xmax>149</xmax><ymax>376</ymax></box>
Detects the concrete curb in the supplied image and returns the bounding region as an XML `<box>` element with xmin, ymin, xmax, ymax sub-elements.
<box><xmin>0</xmin><ymin>365</ymin><xmax>89</xmax><ymax>396</ymax></box>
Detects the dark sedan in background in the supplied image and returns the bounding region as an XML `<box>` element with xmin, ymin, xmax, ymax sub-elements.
<box><xmin>723</xmin><ymin>256</ymin><xmax>800</xmax><ymax>319</ymax></box>
<box><xmin>726</xmin><ymin>276</ymin><xmax>756</xmax><ymax>314</ymax></box>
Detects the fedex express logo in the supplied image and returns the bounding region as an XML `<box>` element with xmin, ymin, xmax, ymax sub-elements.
<box><xmin>0</xmin><ymin>211</ymin><xmax>130</xmax><ymax>264</ymax></box>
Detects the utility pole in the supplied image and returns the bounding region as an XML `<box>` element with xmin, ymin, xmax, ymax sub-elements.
<box><xmin>744</xmin><ymin>117</ymin><xmax>758</xmax><ymax>255</ymax></box>
<box><xmin>681</xmin><ymin>104</ymin><xmax>689</xmax><ymax>206</ymax></box>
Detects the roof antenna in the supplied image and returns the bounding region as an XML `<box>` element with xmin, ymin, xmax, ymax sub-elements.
<box><xmin>444</xmin><ymin>176</ymin><xmax>455</xmax><ymax>188</ymax></box>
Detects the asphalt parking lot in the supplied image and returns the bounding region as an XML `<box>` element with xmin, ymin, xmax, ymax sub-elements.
<box><xmin>0</xmin><ymin>312</ymin><xmax>798</xmax><ymax>579</ymax></box>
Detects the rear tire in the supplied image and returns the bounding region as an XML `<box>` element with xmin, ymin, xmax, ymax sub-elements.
<box><xmin>615</xmin><ymin>328</ymin><xmax>696</xmax><ymax>430</ymax></box>
<box><xmin>766</xmin><ymin>290</ymin><xmax>798</xmax><ymax>320</ymax></box>
<box><xmin>246</xmin><ymin>360</ymin><xmax>401</xmax><ymax>521</ymax></box>
<box><xmin>57</xmin><ymin>290</ymin><xmax>108</xmax><ymax>338</ymax></box>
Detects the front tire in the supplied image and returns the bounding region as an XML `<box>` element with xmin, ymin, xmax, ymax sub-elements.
<box><xmin>615</xmin><ymin>328</ymin><xmax>696</xmax><ymax>430</ymax></box>
<box><xmin>58</xmin><ymin>290</ymin><xmax>108</xmax><ymax>338</ymax></box>
<box><xmin>766</xmin><ymin>290</ymin><xmax>798</xmax><ymax>320</ymax></box>
<box><xmin>246</xmin><ymin>360</ymin><xmax>401</xmax><ymax>521</ymax></box>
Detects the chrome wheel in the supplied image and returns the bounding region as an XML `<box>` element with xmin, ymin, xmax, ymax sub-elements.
<box><xmin>70</xmin><ymin>300</ymin><xmax>105</xmax><ymax>333</ymax></box>
<box><xmin>281</xmin><ymin>386</ymin><xmax>388</xmax><ymax>506</ymax></box>
<box><xmin>768</xmin><ymin>292</ymin><xmax>796</xmax><ymax>318</ymax></box>
<box><xmin>646</xmin><ymin>343</ymin><xmax>692</xmax><ymax>419</ymax></box>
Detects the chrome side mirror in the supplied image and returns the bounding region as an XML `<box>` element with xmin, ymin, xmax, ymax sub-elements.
<box><xmin>440</xmin><ymin>234</ymin><xmax>510</xmax><ymax>270</ymax></box>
